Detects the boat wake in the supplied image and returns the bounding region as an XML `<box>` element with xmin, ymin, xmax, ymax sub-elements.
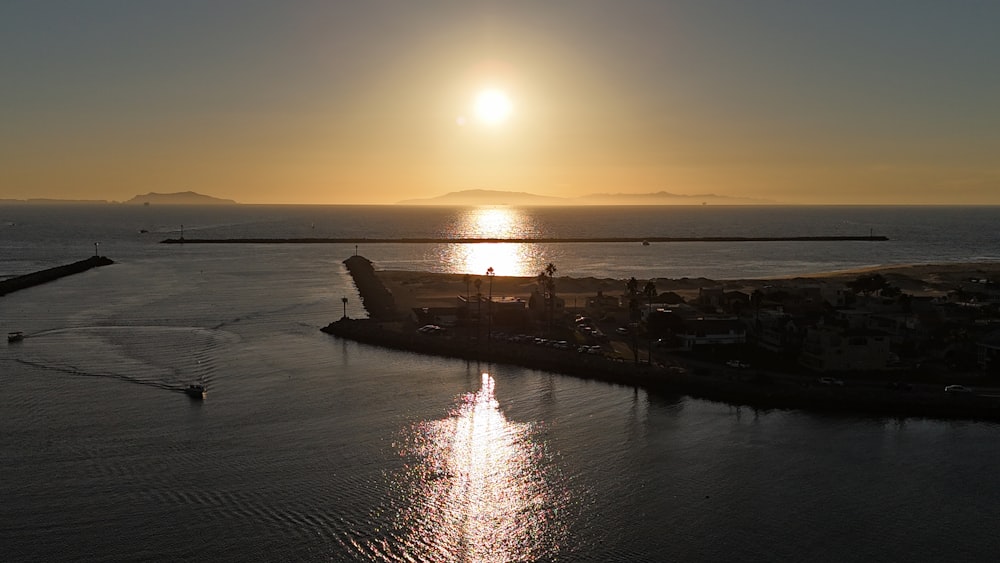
<box><xmin>6</xmin><ymin>325</ymin><xmax>234</xmax><ymax>396</ymax></box>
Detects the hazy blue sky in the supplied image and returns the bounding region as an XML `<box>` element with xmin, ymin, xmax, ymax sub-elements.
<box><xmin>2</xmin><ymin>1</ymin><xmax>998</xmax><ymax>204</ymax></box>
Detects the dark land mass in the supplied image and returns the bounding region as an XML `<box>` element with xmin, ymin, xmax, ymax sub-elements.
<box><xmin>396</xmin><ymin>188</ymin><xmax>772</xmax><ymax>205</ymax></box>
<box><xmin>126</xmin><ymin>191</ymin><xmax>237</xmax><ymax>205</ymax></box>
<box><xmin>323</xmin><ymin>255</ymin><xmax>1000</xmax><ymax>421</ymax></box>
<box><xmin>0</xmin><ymin>256</ymin><xmax>115</xmax><ymax>297</ymax></box>
<box><xmin>1</xmin><ymin>190</ymin><xmax>234</xmax><ymax>205</ymax></box>
<box><xmin>162</xmin><ymin>235</ymin><xmax>888</xmax><ymax>244</ymax></box>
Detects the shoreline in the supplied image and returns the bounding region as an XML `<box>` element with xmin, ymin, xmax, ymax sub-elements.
<box><xmin>322</xmin><ymin>317</ymin><xmax>1000</xmax><ymax>421</ymax></box>
<box><xmin>324</xmin><ymin>257</ymin><xmax>1000</xmax><ymax>421</ymax></box>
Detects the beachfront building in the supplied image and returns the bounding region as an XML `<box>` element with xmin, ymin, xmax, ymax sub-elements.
<box><xmin>456</xmin><ymin>295</ymin><xmax>529</xmax><ymax>327</ymax></box>
<box><xmin>528</xmin><ymin>289</ymin><xmax>565</xmax><ymax>317</ymax></box>
<box><xmin>675</xmin><ymin>318</ymin><xmax>746</xmax><ymax>351</ymax></box>
<box><xmin>976</xmin><ymin>331</ymin><xmax>1000</xmax><ymax>373</ymax></box>
<box><xmin>753</xmin><ymin>311</ymin><xmax>805</xmax><ymax>355</ymax></box>
<box><xmin>799</xmin><ymin>325</ymin><xmax>891</xmax><ymax>372</ymax></box>
<box><xmin>412</xmin><ymin>306</ymin><xmax>460</xmax><ymax>328</ymax></box>
<box><xmin>586</xmin><ymin>290</ymin><xmax>620</xmax><ymax>313</ymax></box>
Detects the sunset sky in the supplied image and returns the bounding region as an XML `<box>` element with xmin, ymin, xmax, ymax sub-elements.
<box><xmin>2</xmin><ymin>1</ymin><xmax>998</xmax><ymax>205</ymax></box>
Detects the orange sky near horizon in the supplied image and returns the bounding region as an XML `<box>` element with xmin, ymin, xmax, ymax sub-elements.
<box><xmin>2</xmin><ymin>2</ymin><xmax>999</xmax><ymax>205</ymax></box>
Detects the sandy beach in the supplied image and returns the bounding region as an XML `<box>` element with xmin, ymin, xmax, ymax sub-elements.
<box><xmin>378</xmin><ymin>262</ymin><xmax>1000</xmax><ymax>311</ymax></box>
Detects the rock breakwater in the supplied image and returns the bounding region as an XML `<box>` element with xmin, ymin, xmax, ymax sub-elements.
<box><xmin>0</xmin><ymin>256</ymin><xmax>114</xmax><ymax>297</ymax></box>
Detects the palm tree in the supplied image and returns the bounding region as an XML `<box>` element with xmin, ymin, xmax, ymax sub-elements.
<box><xmin>474</xmin><ymin>278</ymin><xmax>483</xmax><ymax>341</ymax></box>
<box><xmin>546</xmin><ymin>263</ymin><xmax>557</xmax><ymax>332</ymax></box>
<box><xmin>642</xmin><ymin>280</ymin><xmax>657</xmax><ymax>363</ymax></box>
<box><xmin>642</xmin><ymin>280</ymin><xmax>657</xmax><ymax>310</ymax></box>
<box><xmin>625</xmin><ymin>277</ymin><xmax>639</xmax><ymax>296</ymax></box>
<box><xmin>625</xmin><ymin>277</ymin><xmax>640</xmax><ymax>322</ymax></box>
<box><xmin>486</xmin><ymin>267</ymin><xmax>495</xmax><ymax>341</ymax></box>
<box><xmin>463</xmin><ymin>274</ymin><xmax>471</xmax><ymax>323</ymax></box>
<box><xmin>538</xmin><ymin>263</ymin><xmax>558</xmax><ymax>334</ymax></box>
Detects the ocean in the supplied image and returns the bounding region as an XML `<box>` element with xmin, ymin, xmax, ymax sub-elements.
<box><xmin>2</xmin><ymin>205</ymin><xmax>999</xmax><ymax>562</ymax></box>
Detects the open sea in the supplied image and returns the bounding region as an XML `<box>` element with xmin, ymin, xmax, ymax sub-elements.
<box><xmin>2</xmin><ymin>204</ymin><xmax>1000</xmax><ymax>562</ymax></box>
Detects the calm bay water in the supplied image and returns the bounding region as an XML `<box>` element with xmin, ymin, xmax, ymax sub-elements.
<box><xmin>2</xmin><ymin>205</ymin><xmax>1000</xmax><ymax>562</ymax></box>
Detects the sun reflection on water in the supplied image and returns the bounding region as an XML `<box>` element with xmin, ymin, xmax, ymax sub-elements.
<box><xmin>441</xmin><ymin>207</ymin><xmax>543</xmax><ymax>277</ymax></box>
<box><xmin>446</xmin><ymin>207</ymin><xmax>542</xmax><ymax>239</ymax></box>
<box><xmin>375</xmin><ymin>373</ymin><xmax>567</xmax><ymax>562</ymax></box>
<box><xmin>441</xmin><ymin>243</ymin><xmax>537</xmax><ymax>278</ymax></box>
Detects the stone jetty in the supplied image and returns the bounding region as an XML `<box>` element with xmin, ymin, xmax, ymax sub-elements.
<box><xmin>0</xmin><ymin>256</ymin><xmax>114</xmax><ymax>297</ymax></box>
<box><xmin>163</xmin><ymin>235</ymin><xmax>888</xmax><ymax>244</ymax></box>
<box><xmin>342</xmin><ymin>255</ymin><xmax>398</xmax><ymax>320</ymax></box>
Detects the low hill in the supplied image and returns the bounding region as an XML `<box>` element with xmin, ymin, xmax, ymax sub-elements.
<box><xmin>576</xmin><ymin>190</ymin><xmax>775</xmax><ymax>205</ymax></box>
<box><xmin>398</xmin><ymin>189</ymin><xmax>567</xmax><ymax>206</ymax></box>
<box><xmin>125</xmin><ymin>191</ymin><xmax>237</xmax><ymax>205</ymax></box>
<box><xmin>398</xmin><ymin>189</ymin><xmax>773</xmax><ymax>206</ymax></box>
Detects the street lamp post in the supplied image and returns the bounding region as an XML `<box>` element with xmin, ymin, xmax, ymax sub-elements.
<box><xmin>341</xmin><ymin>296</ymin><xmax>348</xmax><ymax>319</ymax></box>
<box><xmin>93</xmin><ymin>242</ymin><xmax>100</xmax><ymax>257</ymax></box>
<box><xmin>486</xmin><ymin>267</ymin><xmax>495</xmax><ymax>341</ymax></box>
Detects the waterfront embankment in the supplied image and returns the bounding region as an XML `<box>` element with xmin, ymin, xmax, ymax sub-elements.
<box><xmin>0</xmin><ymin>256</ymin><xmax>114</xmax><ymax>297</ymax></box>
<box><xmin>323</xmin><ymin>316</ymin><xmax>1000</xmax><ymax>421</ymax></box>
<box><xmin>323</xmin><ymin>256</ymin><xmax>1000</xmax><ymax>421</ymax></box>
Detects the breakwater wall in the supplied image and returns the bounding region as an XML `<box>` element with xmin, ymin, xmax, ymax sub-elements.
<box><xmin>0</xmin><ymin>256</ymin><xmax>114</xmax><ymax>297</ymax></box>
<box><xmin>164</xmin><ymin>235</ymin><xmax>888</xmax><ymax>244</ymax></box>
<box><xmin>343</xmin><ymin>255</ymin><xmax>398</xmax><ymax>320</ymax></box>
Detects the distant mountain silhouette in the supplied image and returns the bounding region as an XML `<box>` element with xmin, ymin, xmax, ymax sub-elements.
<box><xmin>398</xmin><ymin>189</ymin><xmax>773</xmax><ymax>206</ymax></box>
<box><xmin>397</xmin><ymin>189</ymin><xmax>568</xmax><ymax>206</ymax></box>
<box><xmin>125</xmin><ymin>191</ymin><xmax>237</xmax><ymax>205</ymax></box>
<box><xmin>576</xmin><ymin>190</ymin><xmax>775</xmax><ymax>205</ymax></box>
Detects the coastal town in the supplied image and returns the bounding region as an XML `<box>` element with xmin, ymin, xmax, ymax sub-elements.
<box><xmin>325</xmin><ymin>255</ymin><xmax>1000</xmax><ymax>419</ymax></box>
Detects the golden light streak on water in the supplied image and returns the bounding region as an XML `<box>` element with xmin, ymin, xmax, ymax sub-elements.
<box><xmin>443</xmin><ymin>242</ymin><xmax>535</xmax><ymax>278</ymax></box>
<box><xmin>384</xmin><ymin>373</ymin><xmax>566</xmax><ymax>562</ymax></box>
<box><xmin>441</xmin><ymin>207</ymin><xmax>540</xmax><ymax>277</ymax></box>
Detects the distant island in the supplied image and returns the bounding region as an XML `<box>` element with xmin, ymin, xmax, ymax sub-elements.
<box><xmin>0</xmin><ymin>191</ymin><xmax>237</xmax><ymax>205</ymax></box>
<box><xmin>398</xmin><ymin>189</ymin><xmax>566</xmax><ymax>206</ymax></box>
<box><xmin>397</xmin><ymin>189</ymin><xmax>775</xmax><ymax>206</ymax></box>
<box><xmin>125</xmin><ymin>191</ymin><xmax>238</xmax><ymax>205</ymax></box>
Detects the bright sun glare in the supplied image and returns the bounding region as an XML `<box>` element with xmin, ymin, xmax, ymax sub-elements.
<box><xmin>473</xmin><ymin>89</ymin><xmax>513</xmax><ymax>125</ymax></box>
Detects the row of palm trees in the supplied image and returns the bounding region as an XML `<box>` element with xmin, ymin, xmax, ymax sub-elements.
<box><xmin>462</xmin><ymin>267</ymin><xmax>498</xmax><ymax>341</ymax></box>
<box><xmin>460</xmin><ymin>265</ymin><xmax>661</xmax><ymax>365</ymax></box>
<box><xmin>625</xmin><ymin>277</ymin><xmax>659</xmax><ymax>364</ymax></box>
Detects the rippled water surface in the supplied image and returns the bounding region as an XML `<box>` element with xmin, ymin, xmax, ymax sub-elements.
<box><xmin>2</xmin><ymin>205</ymin><xmax>1000</xmax><ymax>561</ymax></box>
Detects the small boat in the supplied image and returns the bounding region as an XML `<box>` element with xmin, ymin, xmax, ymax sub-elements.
<box><xmin>7</xmin><ymin>331</ymin><xmax>24</xmax><ymax>343</ymax></box>
<box><xmin>185</xmin><ymin>384</ymin><xmax>207</xmax><ymax>399</ymax></box>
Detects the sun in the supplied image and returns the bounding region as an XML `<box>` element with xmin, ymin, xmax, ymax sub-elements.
<box><xmin>473</xmin><ymin>89</ymin><xmax>513</xmax><ymax>125</ymax></box>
